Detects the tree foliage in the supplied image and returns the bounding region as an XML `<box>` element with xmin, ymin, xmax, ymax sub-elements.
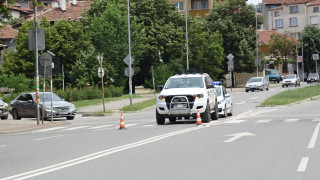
<box><xmin>268</xmin><ymin>33</ymin><xmax>298</xmax><ymax>73</ymax></box>
<box><xmin>0</xmin><ymin>0</ymin><xmax>15</xmax><ymax>24</ymax></box>
<box><xmin>300</xmin><ymin>25</ymin><xmax>320</xmax><ymax>73</ymax></box>
<box><xmin>205</xmin><ymin>0</ymin><xmax>263</xmax><ymax>73</ymax></box>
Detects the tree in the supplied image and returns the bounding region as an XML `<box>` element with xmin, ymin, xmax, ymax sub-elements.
<box><xmin>205</xmin><ymin>0</ymin><xmax>263</xmax><ymax>73</ymax></box>
<box><xmin>85</xmin><ymin>2</ymin><xmax>146</xmax><ymax>88</ymax></box>
<box><xmin>268</xmin><ymin>33</ymin><xmax>298</xmax><ymax>73</ymax></box>
<box><xmin>0</xmin><ymin>0</ymin><xmax>15</xmax><ymax>24</ymax></box>
<box><xmin>300</xmin><ymin>25</ymin><xmax>320</xmax><ymax>74</ymax></box>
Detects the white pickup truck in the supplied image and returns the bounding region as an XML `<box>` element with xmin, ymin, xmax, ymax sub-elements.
<box><xmin>156</xmin><ymin>73</ymin><xmax>218</xmax><ymax>124</ymax></box>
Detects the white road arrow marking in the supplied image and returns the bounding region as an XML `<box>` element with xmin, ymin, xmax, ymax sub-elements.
<box><xmin>224</xmin><ymin>132</ymin><xmax>255</xmax><ymax>143</ymax></box>
<box><xmin>235</xmin><ymin>101</ymin><xmax>246</xmax><ymax>105</ymax></box>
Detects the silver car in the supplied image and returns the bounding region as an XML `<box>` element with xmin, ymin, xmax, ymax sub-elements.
<box><xmin>245</xmin><ymin>77</ymin><xmax>269</xmax><ymax>92</ymax></box>
<box><xmin>282</xmin><ymin>74</ymin><xmax>300</xmax><ymax>87</ymax></box>
<box><xmin>0</xmin><ymin>99</ymin><xmax>9</xmax><ymax>120</ymax></box>
<box><xmin>9</xmin><ymin>92</ymin><xmax>76</xmax><ymax>120</ymax></box>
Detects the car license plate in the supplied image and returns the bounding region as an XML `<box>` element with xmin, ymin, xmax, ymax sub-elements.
<box><xmin>58</xmin><ymin>112</ymin><xmax>68</xmax><ymax>115</ymax></box>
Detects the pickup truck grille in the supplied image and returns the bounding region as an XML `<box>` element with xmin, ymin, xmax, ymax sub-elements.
<box><xmin>165</xmin><ymin>95</ymin><xmax>195</xmax><ymax>109</ymax></box>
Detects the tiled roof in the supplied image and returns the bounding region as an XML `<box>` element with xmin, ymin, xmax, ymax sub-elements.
<box><xmin>0</xmin><ymin>25</ymin><xmax>18</xmax><ymax>39</ymax></box>
<box><xmin>264</xmin><ymin>0</ymin><xmax>312</xmax><ymax>5</ymax></box>
<box><xmin>35</xmin><ymin>1</ymin><xmax>92</xmax><ymax>22</ymax></box>
<box><xmin>9</xmin><ymin>4</ymin><xmax>33</xmax><ymax>14</ymax></box>
<box><xmin>257</xmin><ymin>30</ymin><xmax>279</xmax><ymax>45</ymax></box>
<box><xmin>308</xmin><ymin>0</ymin><xmax>320</xmax><ymax>6</ymax></box>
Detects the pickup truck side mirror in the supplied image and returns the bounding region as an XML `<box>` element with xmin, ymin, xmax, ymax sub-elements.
<box><xmin>157</xmin><ymin>85</ymin><xmax>164</xmax><ymax>91</ymax></box>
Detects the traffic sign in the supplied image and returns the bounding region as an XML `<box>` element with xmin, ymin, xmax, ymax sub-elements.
<box><xmin>98</xmin><ymin>67</ymin><xmax>104</xmax><ymax>78</ymax></box>
<box><xmin>227</xmin><ymin>53</ymin><xmax>234</xmax><ymax>61</ymax></box>
<box><xmin>39</xmin><ymin>52</ymin><xmax>52</xmax><ymax>67</ymax></box>
<box><xmin>97</xmin><ymin>55</ymin><xmax>103</xmax><ymax>65</ymax></box>
<box><xmin>124</xmin><ymin>67</ymin><xmax>134</xmax><ymax>77</ymax></box>
<box><xmin>313</xmin><ymin>54</ymin><xmax>319</xmax><ymax>60</ymax></box>
<box><xmin>123</xmin><ymin>54</ymin><xmax>134</xmax><ymax>65</ymax></box>
<box><xmin>255</xmin><ymin>58</ymin><xmax>261</xmax><ymax>66</ymax></box>
<box><xmin>297</xmin><ymin>56</ymin><xmax>302</xmax><ymax>63</ymax></box>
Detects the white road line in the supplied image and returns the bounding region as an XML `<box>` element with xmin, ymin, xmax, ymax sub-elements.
<box><xmin>33</xmin><ymin>127</ymin><xmax>66</xmax><ymax>132</ymax></box>
<box><xmin>250</xmin><ymin>96</ymin><xmax>258</xmax><ymax>100</ymax></box>
<box><xmin>64</xmin><ymin>126</ymin><xmax>90</xmax><ymax>131</ymax></box>
<box><xmin>34</xmin><ymin>135</ymin><xmax>63</xmax><ymax>141</ymax></box>
<box><xmin>1</xmin><ymin>126</ymin><xmax>209</xmax><ymax>180</ymax></box>
<box><xmin>143</xmin><ymin>124</ymin><xmax>156</xmax><ymax>127</ymax></box>
<box><xmin>284</xmin><ymin>119</ymin><xmax>299</xmax><ymax>123</ymax></box>
<box><xmin>113</xmin><ymin>123</ymin><xmax>138</xmax><ymax>128</ymax></box>
<box><xmin>224</xmin><ymin>120</ymin><xmax>246</xmax><ymax>124</ymax></box>
<box><xmin>307</xmin><ymin>121</ymin><xmax>320</xmax><ymax>149</ymax></box>
<box><xmin>255</xmin><ymin>119</ymin><xmax>272</xmax><ymax>123</ymax></box>
<box><xmin>88</xmin><ymin>125</ymin><xmax>113</xmax><ymax>129</ymax></box>
<box><xmin>235</xmin><ymin>101</ymin><xmax>246</xmax><ymax>105</ymax></box>
<box><xmin>0</xmin><ymin>145</ymin><xmax>7</xmax><ymax>148</ymax></box>
<box><xmin>297</xmin><ymin>157</ymin><xmax>309</xmax><ymax>172</ymax></box>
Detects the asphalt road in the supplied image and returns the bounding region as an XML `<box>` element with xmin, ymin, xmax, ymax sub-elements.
<box><xmin>0</xmin><ymin>83</ymin><xmax>319</xmax><ymax>180</ymax></box>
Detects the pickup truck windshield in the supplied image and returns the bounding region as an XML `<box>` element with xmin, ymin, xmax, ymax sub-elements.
<box><xmin>165</xmin><ymin>77</ymin><xmax>204</xmax><ymax>89</ymax></box>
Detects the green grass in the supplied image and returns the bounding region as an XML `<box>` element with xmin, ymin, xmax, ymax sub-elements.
<box><xmin>120</xmin><ymin>98</ymin><xmax>157</xmax><ymax>112</ymax></box>
<box><xmin>72</xmin><ymin>94</ymin><xmax>141</xmax><ymax>108</ymax></box>
<box><xmin>261</xmin><ymin>84</ymin><xmax>320</xmax><ymax>106</ymax></box>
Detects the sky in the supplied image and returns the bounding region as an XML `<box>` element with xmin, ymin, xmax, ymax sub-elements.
<box><xmin>246</xmin><ymin>0</ymin><xmax>262</xmax><ymax>5</ymax></box>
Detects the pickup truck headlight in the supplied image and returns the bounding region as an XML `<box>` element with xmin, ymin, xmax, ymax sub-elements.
<box><xmin>194</xmin><ymin>94</ymin><xmax>204</xmax><ymax>99</ymax></box>
<box><xmin>158</xmin><ymin>95</ymin><xmax>166</xmax><ymax>101</ymax></box>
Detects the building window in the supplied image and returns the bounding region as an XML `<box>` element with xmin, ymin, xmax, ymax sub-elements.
<box><xmin>314</xmin><ymin>7</ymin><xmax>319</xmax><ymax>13</ymax></box>
<box><xmin>290</xmin><ymin>33</ymin><xmax>299</xmax><ymax>39</ymax></box>
<box><xmin>174</xmin><ymin>2</ymin><xmax>184</xmax><ymax>11</ymax></box>
<box><xmin>290</xmin><ymin>17</ymin><xmax>298</xmax><ymax>26</ymax></box>
<box><xmin>275</xmin><ymin>19</ymin><xmax>283</xmax><ymax>28</ymax></box>
<box><xmin>193</xmin><ymin>0</ymin><xmax>209</xmax><ymax>10</ymax></box>
<box><xmin>290</xmin><ymin>5</ymin><xmax>299</xmax><ymax>13</ymax></box>
<box><xmin>274</xmin><ymin>11</ymin><xmax>280</xmax><ymax>17</ymax></box>
<box><xmin>311</xmin><ymin>16</ymin><xmax>319</xmax><ymax>24</ymax></box>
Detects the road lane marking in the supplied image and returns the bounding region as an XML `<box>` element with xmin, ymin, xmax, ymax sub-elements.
<box><xmin>34</xmin><ymin>135</ymin><xmax>63</xmax><ymax>141</ymax></box>
<box><xmin>88</xmin><ymin>125</ymin><xmax>113</xmax><ymax>129</ymax></box>
<box><xmin>0</xmin><ymin>145</ymin><xmax>7</xmax><ymax>148</ymax></box>
<box><xmin>297</xmin><ymin>157</ymin><xmax>309</xmax><ymax>172</ymax></box>
<box><xmin>284</xmin><ymin>119</ymin><xmax>299</xmax><ymax>123</ymax></box>
<box><xmin>1</xmin><ymin>126</ymin><xmax>209</xmax><ymax>180</ymax></box>
<box><xmin>64</xmin><ymin>126</ymin><xmax>90</xmax><ymax>131</ymax></box>
<box><xmin>235</xmin><ymin>101</ymin><xmax>246</xmax><ymax>105</ymax></box>
<box><xmin>224</xmin><ymin>132</ymin><xmax>255</xmax><ymax>142</ymax></box>
<box><xmin>33</xmin><ymin>127</ymin><xmax>66</xmax><ymax>132</ymax></box>
<box><xmin>307</xmin><ymin>121</ymin><xmax>320</xmax><ymax>149</ymax></box>
<box><xmin>250</xmin><ymin>96</ymin><xmax>258</xmax><ymax>100</ymax></box>
<box><xmin>255</xmin><ymin>119</ymin><xmax>272</xmax><ymax>123</ymax></box>
<box><xmin>224</xmin><ymin>120</ymin><xmax>246</xmax><ymax>124</ymax></box>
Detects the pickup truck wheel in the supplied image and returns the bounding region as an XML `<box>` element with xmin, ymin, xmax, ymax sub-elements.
<box><xmin>227</xmin><ymin>105</ymin><xmax>233</xmax><ymax>116</ymax></box>
<box><xmin>211</xmin><ymin>104</ymin><xmax>219</xmax><ymax>120</ymax></box>
<box><xmin>156</xmin><ymin>109</ymin><xmax>165</xmax><ymax>125</ymax></box>
<box><xmin>202</xmin><ymin>103</ymin><xmax>211</xmax><ymax>123</ymax></box>
<box><xmin>169</xmin><ymin>117</ymin><xmax>176</xmax><ymax>123</ymax></box>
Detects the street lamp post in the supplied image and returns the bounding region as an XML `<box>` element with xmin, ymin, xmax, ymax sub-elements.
<box><xmin>295</xmin><ymin>26</ymin><xmax>299</xmax><ymax>76</ymax></box>
<box><xmin>185</xmin><ymin>0</ymin><xmax>189</xmax><ymax>71</ymax></box>
<box><xmin>255</xmin><ymin>5</ymin><xmax>258</xmax><ymax>77</ymax></box>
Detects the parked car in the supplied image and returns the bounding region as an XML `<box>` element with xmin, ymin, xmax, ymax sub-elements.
<box><xmin>0</xmin><ymin>98</ymin><xmax>9</xmax><ymax>120</ymax></box>
<box><xmin>307</xmin><ymin>73</ymin><xmax>319</xmax><ymax>83</ymax></box>
<box><xmin>265</xmin><ymin>69</ymin><xmax>281</xmax><ymax>83</ymax></box>
<box><xmin>282</xmin><ymin>74</ymin><xmax>300</xmax><ymax>87</ymax></box>
<box><xmin>245</xmin><ymin>77</ymin><xmax>269</xmax><ymax>92</ymax></box>
<box><xmin>214</xmin><ymin>81</ymin><xmax>232</xmax><ymax>118</ymax></box>
<box><xmin>9</xmin><ymin>92</ymin><xmax>76</xmax><ymax>120</ymax></box>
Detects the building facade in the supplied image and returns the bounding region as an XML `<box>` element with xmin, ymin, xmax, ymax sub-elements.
<box><xmin>170</xmin><ymin>0</ymin><xmax>214</xmax><ymax>18</ymax></box>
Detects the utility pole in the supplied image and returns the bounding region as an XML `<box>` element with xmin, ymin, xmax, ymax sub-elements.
<box><xmin>34</xmin><ymin>1</ymin><xmax>40</xmax><ymax>125</ymax></box>
<box><xmin>185</xmin><ymin>0</ymin><xmax>189</xmax><ymax>71</ymax></box>
<box><xmin>127</xmin><ymin>0</ymin><xmax>132</xmax><ymax>105</ymax></box>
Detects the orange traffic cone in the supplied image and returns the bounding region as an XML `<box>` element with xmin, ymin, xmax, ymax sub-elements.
<box><xmin>119</xmin><ymin>113</ymin><xmax>126</xmax><ymax>129</ymax></box>
<box><xmin>196</xmin><ymin>110</ymin><xmax>202</xmax><ymax>125</ymax></box>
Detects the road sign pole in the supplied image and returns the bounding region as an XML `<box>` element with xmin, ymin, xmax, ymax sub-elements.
<box><xmin>127</xmin><ymin>0</ymin><xmax>133</xmax><ymax>105</ymax></box>
<box><xmin>34</xmin><ymin>3</ymin><xmax>40</xmax><ymax>125</ymax></box>
<box><xmin>97</xmin><ymin>56</ymin><xmax>105</xmax><ymax>112</ymax></box>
